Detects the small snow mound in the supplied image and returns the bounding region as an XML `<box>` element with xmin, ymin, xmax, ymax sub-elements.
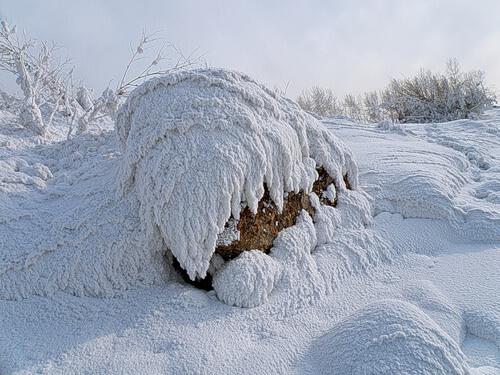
<box><xmin>116</xmin><ymin>68</ymin><xmax>358</xmax><ymax>280</ymax></box>
<box><xmin>270</xmin><ymin>211</ymin><xmax>327</xmax><ymax>305</ymax></box>
<box><xmin>305</xmin><ymin>299</ymin><xmax>470</xmax><ymax>375</ymax></box>
<box><xmin>0</xmin><ymin>157</ymin><xmax>53</xmax><ymax>192</ymax></box>
<box><xmin>212</xmin><ymin>250</ymin><xmax>281</xmax><ymax>308</ymax></box>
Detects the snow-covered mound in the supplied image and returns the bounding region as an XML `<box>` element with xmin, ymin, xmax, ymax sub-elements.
<box><xmin>304</xmin><ymin>299</ymin><xmax>471</xmax><ymax>375</ymax></box>
<box><xmin>116</xmin><ymin>68</ymin><xmax>358</xmax><ymax>280</ymax></box>
<box><xmin>213</xmin><ymin>250</ymin><xmax>281</xmax><ymax>307</ymax></box>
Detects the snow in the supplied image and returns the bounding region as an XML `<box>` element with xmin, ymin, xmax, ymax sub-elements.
<box><xmin>301</xmin><ymin>299</ymin><xmax>470</xmax><ymax>374</ymax></box>
<box><xmin>325</xmin><ymin>116</ymin><xmax>500</xmax><ymax>242</ymax></box>
<box><xmin>213</xmin><ymin>250</ymin><xmax>281</xmax><ymax>308</ymax></box>
<box><xmin>0</xmin><ymin>75</ymin><xmax>500</xmax><ymax>374</ymax></box>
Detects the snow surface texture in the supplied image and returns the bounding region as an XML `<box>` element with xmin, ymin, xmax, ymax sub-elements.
<box><xmin>0</xmin><ymin>129</ymin><xmax>170</xmax><ymax>300</ymax></box>
<box><xmin>213</xmin><ymin>250</ymin><xmax>281</xmax><ymax>308</ymax></box>
<box><xmin>1</xmin><ymin>88</ymin><xmax>500</xmax><ymax>373</ymax></box>
<box><xmin>115</xmin><ymin>68</ymin><xmax>358</xmax><ymax>280</ymax></box>
<box><xmin>303</xmin><ymin>299</ymin><xmax>471</xmax><ymax>375</ymax></box>
<box><xmin>325</xmin><ymin>115</ymin><xmax>500</xmax><ymax>241</ymax></box>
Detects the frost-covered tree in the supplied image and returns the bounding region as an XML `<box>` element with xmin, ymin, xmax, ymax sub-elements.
<box><xmin>363</xmin><ymin>91</ymin><xmax>383</xmax><ymax>122</ymax></box>
<box><xmin>342</xmin><ymin>94</ymin><xmax>363</xmax><ymax>121</ymax></box>
<box><xmin>1</xmin><ymin>20</ymin><xmax>199</xmax><ymax>137</ymax></box>
<box><xmin>380</xmin><ymin>59</ymin><xmax>496</xmax><ymax>123</ymax></box>
<box><xmin>297</xmin><ymin>87</ymin><xmax>341</xmax><ymax>117</ymax></box>
<box><xmin>0</xmin><ymin>20</ymin><xmax>74</xmax><ymax>135</ymax></box>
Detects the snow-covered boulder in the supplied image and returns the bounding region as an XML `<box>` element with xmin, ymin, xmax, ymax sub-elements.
<box><xmin>116</xmin><ymin>68</ymin><xmax>358</xmax><ymax>281</ymax></box>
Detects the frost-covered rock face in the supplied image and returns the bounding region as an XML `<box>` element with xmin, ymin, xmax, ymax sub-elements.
<box><xmin>116</xmin><ymin>68</ymin><xmax>358</xmax><ymax>280</ymax></box>
<box><xmin>215</xmin><ymin>167</ymin><xmax>335</xmax><ymax>259</ymax></box>
<box><xmin>305</xmin><ymin>300</ymin><xmax>471</xmax><ymax>375</ymax></box>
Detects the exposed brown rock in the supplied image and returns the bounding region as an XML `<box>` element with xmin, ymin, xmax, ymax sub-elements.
<box><xmin>171</xmin><ymin>167</ymin><xmax>352</xmax><ymax>289</ymax></box>
<box><xmin>215</xmin><ymin>167</ymin><xmax>336</xmax><ymax>260</ymax></box>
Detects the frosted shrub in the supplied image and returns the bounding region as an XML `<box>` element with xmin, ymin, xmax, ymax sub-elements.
<box><xmin>297</xmin><ymin>87</ymin><xmax>341</xmax><ymax>117</ymax></box>
<box><xmin>380</xmin><ymin>59</ymin><xmax>495</xmax><ymax>123</ymax></box>
<box><xmin>0</xmin><ymin>20</ymin><xmax>72</xmax><ymax>135</ymax></box>
<box><xmin>68</xmin><ymin>31</ymin><xmax>199</xmax><ymax>137</ymax></box>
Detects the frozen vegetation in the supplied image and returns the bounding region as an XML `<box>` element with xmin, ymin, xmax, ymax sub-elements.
<box><xmin>297</xmin><ymin>59</ymin><xmax>496</xmax><ymax>123</ymax></box>
<box><xmin>0</xmin><ymin>65</ymin><xmax>499</xmax><ymax>374</ymax></box>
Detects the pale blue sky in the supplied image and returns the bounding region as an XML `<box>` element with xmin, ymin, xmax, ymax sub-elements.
<box><xmin>1</xmin><ymin>0</ymin><xmax>499</xmax><ymax>97</ymax></box>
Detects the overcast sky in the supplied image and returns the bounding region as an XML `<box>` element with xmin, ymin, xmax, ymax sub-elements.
<box><xmin>1</xmin><ymin>0</ymin><xmax>499</xmax><ymax>97</ymax></box>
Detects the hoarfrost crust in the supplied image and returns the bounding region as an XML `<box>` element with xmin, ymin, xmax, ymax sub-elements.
<box><xmin>116</xmin><ymin>68</ymin><xmax>358</xmax><ymax>280</ymax></box>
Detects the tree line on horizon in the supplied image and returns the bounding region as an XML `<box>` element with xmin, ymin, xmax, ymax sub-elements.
<box><xmin>296</xmin><ymin>59</ymin><xmax>496</xmax><ymax>123</ymax></box>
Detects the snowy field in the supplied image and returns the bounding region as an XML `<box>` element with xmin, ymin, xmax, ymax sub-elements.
<box><xmin>0</xmin><ymin>85</ymin><xmax>499</xmax><ymax>374</ymax></box>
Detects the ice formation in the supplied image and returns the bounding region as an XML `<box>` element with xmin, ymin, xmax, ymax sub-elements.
<box><xmin>306</xmin><ymin>299</ymin><xmax>471</xmax><ymax>375</ymax></box>
<box><xmin>212</xmin><ymin>250</ymin><xmax>281</xmax><ymax>308</ymax></box>
<box><xmin>115</xmin><ymin>68</ymin><xmax>358</xmax><ymax>280</ymax></box>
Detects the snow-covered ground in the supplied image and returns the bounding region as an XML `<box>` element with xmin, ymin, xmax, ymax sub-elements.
<box><xmin>0</xmin><ymin>84</ymin><xmax>499</xmax><ymax>374</ymax></box>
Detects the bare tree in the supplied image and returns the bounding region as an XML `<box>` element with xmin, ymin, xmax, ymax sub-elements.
<box><xmin>342</xmin><ymin>94</ymin><xmax>363</xmax><ymax>121</ymax></box>
<box><xmin>363</xmin><ymin>91</ymin><xmax>383</xmax><ymax>122</ymax></box>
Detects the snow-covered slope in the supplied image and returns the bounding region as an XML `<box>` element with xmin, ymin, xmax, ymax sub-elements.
<box><xmin>0</xmin><ymin>82</ymin><xmax>499</xmax><ymax>374</ymax></box>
